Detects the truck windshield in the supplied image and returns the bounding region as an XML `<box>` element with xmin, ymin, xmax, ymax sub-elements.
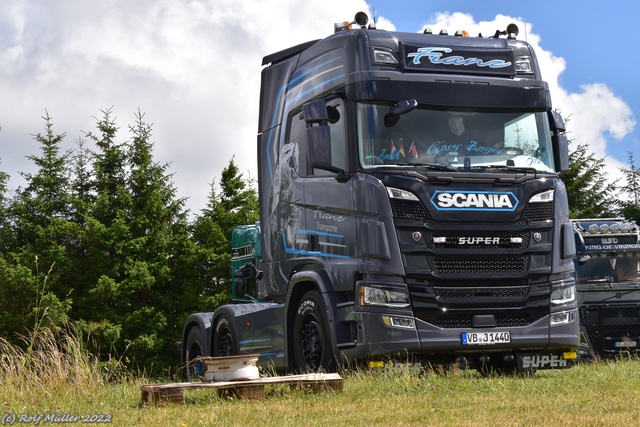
<box><xmin>357</xmin><ymin>103</ymin><xmax>555</xmax><ymax>173</ymax></box>
<box><xmin>575</xmin><ymin>255</ymin><xmax>640</xmax><ymax>284</ymax></box>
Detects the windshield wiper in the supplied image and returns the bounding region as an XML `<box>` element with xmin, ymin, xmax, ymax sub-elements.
<box><xmin>395</xmin><ymin>162</ymin><xmax>459</xmax><ymax>172</ymax></box>
<box><xmin>477</xmin><ymin>165</ymin><xmax>539</xmax><ymax>174</ymax></box>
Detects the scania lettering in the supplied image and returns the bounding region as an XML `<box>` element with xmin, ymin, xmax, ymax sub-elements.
<box><xmin>433</xmin><ymin>191</ymin><xmax>517</xmax><ymax>210</ymax></box>
<box><xmin>572</xmin><ymin>218</ymin><xmax>640</xmax><ymax>359</ymax></box>
<box><xmin>181</xmin><ymin>12</ymin><xmax>579</xmax><ymax>376</ymax></box>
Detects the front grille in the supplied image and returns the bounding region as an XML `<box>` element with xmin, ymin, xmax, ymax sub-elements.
<box><xmin>522</xmin><ymin>201</ymin><xmax>553</xmax><ymax>221</ymax></box>
<box><xmin>434</xmin><ymin>313</ymin><xmax>532</xmax><ymax>329</ymax></box>
<box><xmin>434</xmin><ymin>286</ymin><xmax>528</xmax><ymax>298</ymax></box>
<box><xmin>391</xmin><ymin>199</ymin><xmax>428</xmax><ymax>220</ymax></box>
<box><xmin>430</xmin><ymin>255</ymin><xmax>529</xmax><ymax>274</ymax></box>
<box><xmin>581</xmin><ymin>305</ymin><xmax>640</xmax><ymax>356</ymax></box>
<box><xmin>582</xmin><ymin>306</ymin><xmax>640</xmax><ymax>336</ymax></box>
<box><xmin>395</xmin><ymin>199</ymin><xmax>551</xmax><ymax>330</ymax></box>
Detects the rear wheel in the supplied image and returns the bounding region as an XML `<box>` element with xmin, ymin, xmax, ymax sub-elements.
<box><xmin>184</xmin><ymin>326</ymin><xmax>205</xmax><ymax>380</ymax></box>
<box><xmin>292</xmin><ymin>290</ymin><xmax>335</xmax><ymax>372</ymax></box>
<box><xmin>213</xmin><ymin>315</ymin><xmax>238</xmax><ymax>357</ymax></box>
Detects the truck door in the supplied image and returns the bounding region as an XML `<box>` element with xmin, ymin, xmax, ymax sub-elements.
<box><xmin>294</xmin><ymin>98</ymin><xmax>357</xmax><ymax>290</ymax></box>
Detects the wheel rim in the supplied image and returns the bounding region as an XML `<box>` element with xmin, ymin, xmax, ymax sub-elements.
<box><xmin>300</xmin><ymin>317</ymin><xmax>322</xmax><ymax>370</ymax></box>
<box><xmin>219</xmin><ymin>328</ymin><xmax>235</xmax><ymax>356</ymax></box>
<box><xmin>188</xmin><ymin>342</ymin><xmax>204</xmax><ymax>376</ymax></box>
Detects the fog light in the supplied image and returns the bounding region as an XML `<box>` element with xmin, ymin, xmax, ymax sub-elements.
<box><xmin>382</xmin><ymin>315</ymin><xmax>415</xmax><ymax>329</ymax></box>
<box><xmin>563</xmin><ymin>351</ymin><xmax>577</xmax><ymax>360</ymax></box>
<box><xmin>550</xmin><ymin>310</ymin><xmax>576</xmax><ymax>325</ymax></box>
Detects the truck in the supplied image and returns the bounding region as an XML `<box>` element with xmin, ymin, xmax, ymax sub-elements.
<box><xmin>181</xmin><ymin>12</ymin><xmax>579</xmax><ymax>376</ymax></box>
<box><xmin>571</xmin><ymin>218</ymin><xmax>640</xmax><ymax>359</ymax></box>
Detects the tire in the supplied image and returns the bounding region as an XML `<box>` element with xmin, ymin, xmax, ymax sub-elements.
<box><xmin>213</xmin><ymin>315</ymin><xmax>238</xmax><ymax>357</ymax></box>
<box><xmin>292</xmin><ymin>290</ymin><xmax>335</xmax><ymax>373</ymax></box>
<box><xmin>184</xmin><ymin>326</ymin><xmax>205</xmax><ymax>380</ymax></box>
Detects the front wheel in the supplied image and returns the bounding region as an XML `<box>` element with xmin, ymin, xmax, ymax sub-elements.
<box><xmin>292</xmin><ymin>290</ymin><xmax>335</xmax><ymax>373</ymax></box>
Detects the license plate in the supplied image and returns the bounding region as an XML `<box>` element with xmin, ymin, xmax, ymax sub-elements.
<box><xmin>614</xmin><ymin>341</ymin><xmax>638</xmax><ymax>348</ymax></box>
<box><xmin>461</xmin><ymin>331</ymin><xmax>511</xmax><ymax>345</ymax></box>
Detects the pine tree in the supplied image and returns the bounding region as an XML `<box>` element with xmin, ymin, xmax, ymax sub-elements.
<box><xmin>120</xmin><ymin>110</ymin><xmax>192</xmax><ymax>368</ymax></box>
<box><xmin>0</xmin><ymin>159</ymin><xmax>12</xmax><ymax>254</ymax></box>
<box><xmin>192</xmin><ymin>158</ymin><xmax>259</xmax><ymax>295</ymax></box>
<box><xmin>2</xmin><ymin>112</ymin><xmax>74</xmax><ymax>338</ymax></box>
<box><xmin>76</xmin><ymin>108</ymin><xmax>132</xmax><ymax>358</ymax></box>
<box><xmin>618</xmin><ymin>152</ymin><xmax>640</xmax><ymax>222</ymax></box>
<box><xmin>70</xmin><ymin>137</ymin><xmax>94</xmax><ymax>223</ymax></box>
<box><xmin>563</xmin><ymin>142</ymin><xmax>616</xmax><ymax>218</ymax></box>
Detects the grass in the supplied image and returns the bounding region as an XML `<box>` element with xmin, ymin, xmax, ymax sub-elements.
<box><xmin>2</xmin><ymin>329</ymin><xmax>640</xmax><ymax>427</ymax></box>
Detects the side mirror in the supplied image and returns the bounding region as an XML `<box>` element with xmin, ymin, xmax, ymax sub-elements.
<box><xmin>553</xmin><ymin>133</ymin><xmax>569</xmax><ymax>173</ymax></box>
<box><xmin>304</xmin><ymin>99</ymin><xmax>329</xmax><ymax>124</ymax></box>
<box><xmin>549</xmin><ymin>110</ymin><xmax>566</xmax><ymax>133</ymax></box>
<box><xmin>303</xmin><ymin>99</ymin><xmax>332</xmax><ymax>167</ymax></box>
<box><xmin>549</xmin><ymin>110</ymin><xmax>569</xmax><ymax>173</ymax></box>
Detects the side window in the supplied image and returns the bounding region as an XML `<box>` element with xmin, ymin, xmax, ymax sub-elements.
<box><xmin>314</xmin><ymin>99</ymin><xmax>347</xmax><ymax>176</ymax></box>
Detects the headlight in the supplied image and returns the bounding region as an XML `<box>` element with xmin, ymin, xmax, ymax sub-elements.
<box><xmin>529</xmin><ymin>189</ymin><xmax>554</xmax><ymax>203</ymax></box>
<box><xmin>551</xmin><ymin>285</ymin><xmax>575</xmax><ymax>305</ymax></box>
<box><xmin>386</xmin><ymin>187</ymin><xmax>419</xmax><ymax>201</ymax></box>
<box><xmin>361</xmin><ymin>285</ymin><xmax>410</xmax><ymax>309</ymax></box>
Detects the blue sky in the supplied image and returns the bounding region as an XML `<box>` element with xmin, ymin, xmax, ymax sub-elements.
<box><xmin>373</xmin><ymin>1</ymin><xmax>635</xmax><ymax>97</ymax></box>
<box><xmin>369</xmin><ymin>0</ymin><xmax>639</xmax><ymax>168</ymax></box>
<box><xmin>0</xmin><ymin>0</ymin><xmax>637</xmax><ymax>213</ymax></box>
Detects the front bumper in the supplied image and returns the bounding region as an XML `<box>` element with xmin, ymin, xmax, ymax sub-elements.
<box><xmin>339</xmin><ymin>308</ymin><xmax>579</xmax><ymax>369</ymax></box>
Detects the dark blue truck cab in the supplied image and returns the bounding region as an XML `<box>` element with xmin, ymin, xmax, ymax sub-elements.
<box><xmin>182</xmin><ymin>13</ymin><xmax>579</xmax><ymax>375</ymax></box>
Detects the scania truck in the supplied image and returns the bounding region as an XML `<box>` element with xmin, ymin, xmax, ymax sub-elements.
<box><xmin>181</xmin><ymin>12</ymin><xmax>579</xmax><ymax>375</ymax></box>
<box><xmin>572</xmin><ymin>218</ymin><xmax>640</xmax><ymax>359</ymax></box>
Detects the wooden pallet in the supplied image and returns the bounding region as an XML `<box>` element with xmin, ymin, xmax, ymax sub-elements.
<box><xmin>140</xmin><ymin>373</ymin><xmax>343</xmax><ymax>404</ymax></box>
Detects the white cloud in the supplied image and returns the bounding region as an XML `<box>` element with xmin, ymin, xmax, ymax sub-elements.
<box><xmin>375</xmin><ymin>11</ymin><xmax>636</xmax><ymax>190</ymax></box>
<box><xmin>2</xmin><ymin>2</ymin><xmax>634</xmax><ymax>215</ymax></box>
<box><xmin>0</xmin><ymin>0</ymin><xmax>372</xmax><ymax>213</ymax></box>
